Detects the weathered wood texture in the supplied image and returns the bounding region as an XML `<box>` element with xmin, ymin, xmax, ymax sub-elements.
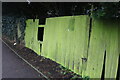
<box><xmin>24</xmin><ymin>16</ymin><xmax>119</xmax><ymax>78</ymax></box>
<box><xmin>42</xmin><ymin>16</ymin><xmax>119</xmax><ymax>78</ymax></box>
<box><xmin>85</xmin><ymin>19</ymin><xmax>119</xmax><ymax>78</ymax></box>
<box><xmin>42</xmin><ymin>15</ymin><xmax>90</xmax><ymax>75</ymax></box>
<box><xmin>25</xmin><ymin>19</ymin><xmax>40</xmax><ymax>55</ymax></box>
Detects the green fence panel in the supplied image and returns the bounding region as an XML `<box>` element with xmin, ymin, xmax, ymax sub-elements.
<box><xmin>104</xmin><ymin>20</ymin><xmax>119</xmax><ymax>78</ymax></box>
<box><xmin>84</xmin><ymin>19</ymin><xmax>119</xmax><ymax>78</ymax></box>
<box><xmin>33</xmin><ymin>19</ymin><xmax>40</xmax><ymax>55</ymax></box>
<box><xmin>119</xmin><ymin>22</ymin><xmax>120</xmax><ymax>56</ymax></box>
<box><xmin>25</xmin><ymin>19</ymin><xmax>40</xmax><ymax>55</ymax></box>
<box><xmin>84</xmin><ymin>19</ymin><xmax>106</xmax><ymax>78</ymax></box>
<box><xmin>25</xmin><ymin>19</ymin><xmax>33</xmax><ymax>49</ymax></box>
<box><xmin>42</xmin><ymin>15</ymin><xmax>90</xmax><ymax>75</ymax></box>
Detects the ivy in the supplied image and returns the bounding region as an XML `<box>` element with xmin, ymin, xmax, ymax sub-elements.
<box><xmin>2</xmin><ymin>15</ymin><xmax>26</xmax><ymax>43</ymax></box>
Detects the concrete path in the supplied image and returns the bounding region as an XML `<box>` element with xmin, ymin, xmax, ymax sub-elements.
<box><xmin>0</xmin><ymin>40</ymin><xmax>2</xmax><ymax>79</ymax></box>
<box><xmin>2</xmin><ymin>41</ymin><xmax>44</xmax><ymax>78</ymax></box>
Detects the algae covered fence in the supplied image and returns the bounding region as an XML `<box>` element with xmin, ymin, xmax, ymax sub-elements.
<box><xmin>25</xmin><ymin>19</ymin><xmax>40</xmax><ymax>55</ymax></box>
<box><xmin>25</xmin><ymin>15</ymin><xmax>119</xmax><ymax>78</ymax></box>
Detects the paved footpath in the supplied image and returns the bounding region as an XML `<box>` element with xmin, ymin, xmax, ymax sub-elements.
<box><xmin>2</xmin><ymin>41</ymin><xmax>44</xmax><ymax>78</ymax></box>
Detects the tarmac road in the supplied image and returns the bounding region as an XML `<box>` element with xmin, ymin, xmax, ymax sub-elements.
<box><xmin>2</xmin><ymin>41</ymin><xmax>44</xmax><ymax>78</ymax></box>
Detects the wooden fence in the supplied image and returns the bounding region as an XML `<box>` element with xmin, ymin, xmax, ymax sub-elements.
<box><xmin>25</xmin><ymin>15</ymin><xmax>119</xmax><ymax>78</ymax></box>
<box><xmin>25</xmin><ymin>19</ymin><xmax>40</xmax><ymax>55</ymax></box>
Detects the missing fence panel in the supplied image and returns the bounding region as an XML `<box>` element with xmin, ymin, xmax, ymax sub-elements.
<box><xmin>33</xmin><ymin>19</ymin><xmax>35</xmax><ymax>22</ymax></box>
<box><xmin>38</xmin><ymin>27</ymin><xmax>44</xmax><ymax>41</ymax></box>
<box><xmin>40</xmin><ymin>44</ymin><xmax>42</xmax><ymax>53</ymax></box>
<box><xmin>101</xmin><ymin>50</ymin><xmax>106</xmax><ymax>80</ymax></box>
<box><xmin>39</xmin><ymin>18</ymin><xmax>46</xmax><ymax>25</ymax></box>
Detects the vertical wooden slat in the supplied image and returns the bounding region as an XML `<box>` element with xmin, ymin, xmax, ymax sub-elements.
<box><xmin>42</xmin><ymin>19</ymin><xmax>49</xmax><ymax>57</ymax></box>
<box><xmin>84</xmin><ymin>19</ymin><xmax>106</xmax><ymax>78</ymax></box>
<box><xmin>25</xmin><ymin>19</ymin><xmax>34</xmax><ymax>49</ymax></box>
<box><xmin>104</xmin><ymin>20</ymin><xmax>119</xmax><ymax>78</ymax></box>
<box><xmin>25</xmin><ymin>19</ymin><xmax>40</xmax><ymax>55</ymax></box>
<box><xmin>33</xmin><ymin>19</ymin><xmax>40</xmax><ymax>55</ymax></box>
<box><xmin>73</xmin><ymin>16</ymin><xmax>90</xmax><ymax>75</ymax></box>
